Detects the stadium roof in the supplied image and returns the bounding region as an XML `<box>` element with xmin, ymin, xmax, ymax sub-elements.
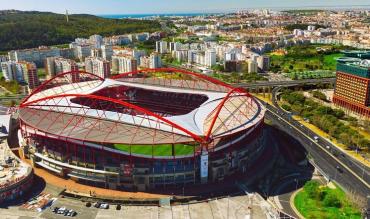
<box><xmin>19</xmin><ymin>68</ymin><xmax>265</xmax><ymax>145</ymax></box>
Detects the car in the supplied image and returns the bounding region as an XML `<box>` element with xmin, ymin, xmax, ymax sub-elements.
<box><xmin>116</xmin><ymin>204</ymin><xmax>121</xmax><ymax>210</ymax></box>
<box><xmin>52</xmin><ymin>207</ymin><xmax>59</xmax><ymax>213</ymax></box>
<box><xmin>67</xmin><ymin>209</ymin><xmax>77</xmax><ymax>217</ymax></box>
<box><xmin>336</xmin><ymin>166</ymin><xmax>343</xmax><ymax>173</ymax></box>
<box><xmin>57</xmin><ymin>207</ymin><xmax>66</xmax><ymax>214</ymax></box>
<box><xmin>313</xmin><ymin>136</ymin><xmax>319</xmax><ymax>142</ymax></box>
<box><xmin>100</xmin><ymin>203</ymin><xmax>109</xmax><ymax>209</ymax></box>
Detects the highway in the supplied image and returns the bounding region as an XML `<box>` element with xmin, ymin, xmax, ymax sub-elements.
<box><xmin>261</xmin><ymin>93</ymin><xmax>370</xmax><ymax>200</ymax></box>
<box><xmin>272</xmin><ymin>87</ymin><xmax>370</xmax><ymax>176</ymax></box>
<box><xmin>236</xmin><ymin>77</ymin><xmax>336</xmax><ymax>89</ymax></box>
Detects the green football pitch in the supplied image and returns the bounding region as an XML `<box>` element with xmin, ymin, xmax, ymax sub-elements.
<box><xmin>113</xmin><ymin>143</ymin><xmax>196</xmax><ymax>156</ymax></box>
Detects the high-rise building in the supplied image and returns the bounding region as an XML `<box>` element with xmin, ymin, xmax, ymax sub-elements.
<box><xmin>205</xmin><ymin>50</ymin><xmax>216</xmax><ymax>67</ymax></box>
<box><xmin>76</xmin><ymin>45</ymin><xmax>92</xmax><ymax>61</ymax></box>
<box><xmin>135</xmin><ymin>33</ymin><xmax>149</xmax><ymax>42</ymax></box>
<box><xmin>333</xmin><ymin>59</ymin><xmax>370</xmax><ymax>117</ymax></box>
<box><xmin>101</xmin><ymin>45</ymin><xmax>113</xmax><ymax>61</ymax></box>
<box><xmin>111</xmin><ymin>55</ymin><xmax>137</xmax><ymax>74</ymax></box>
<box><xmin>89</xmin><ymin>34</ymin><xmax>103</xmax><ymax>49</ymax></box>
<box><xmin>156</xmin><ymin>41</ymin><xmax>168</xmax><ymax>54</ymax></box>
<box><xmin>224</xmin><ymin>60</ymin><xmax>243</xmax><ymax>72</ymax></box>
<box><xmin>1</xmin><ymin>61</ymin><xmax>15</xmax><ymax>81</ymax></box>
<box><xmin>149</xmin><ymin>53</ymin><xmax>162</xmax><ymax>69</ymax></box>
<box><xmin>174</xmin><ymin>50</ymin><xmax>188</xmax><ymax>62</ymax></box>
<box><xmin>247</xmin><ymin>60</ymin><xmax>258</xmax><ymax>73</ymax></box>
<box><xmin>139</xmin><ymin>56</ymin><xmax>151</xmax><ymax>68</ymax></box>
<box><xmin>257</xmin><ymin>56</ymin><xmax>270</xmax><ymax>72</ymax></box>
<box><xmin>45</xmin><ymin>57</ymin><xmax>79</xmax><ymax>79</ymax></box>
<box><xmin>169</xmin><ymin>42</ymin><xmax>182</xmax><ymax>52</ymax></box>
<box><xmin>132</xmin><ymin>50</ymin><xmax>146</xmax><ymax>65</ymax></box>
<box><xmin>90</xmin><ymin>48</ymin><xmax>101</xmax><ymax>58</ymax></box>
<box><xmin>8</xmin><ymin>47</ymin><xmax>61</xmax><ymax>67</ymax></box>
<box><xmin>85</xmin><ymin>57</ymin><xmax>111</xmax><ymax>78</ymax></box>
<box><xmin>22</xmin><ymin>62</ymin><xmax>39</xmax><ymax>90</ymax></box>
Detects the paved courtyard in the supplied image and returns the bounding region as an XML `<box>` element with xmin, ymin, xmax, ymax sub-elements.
<box><xmin>0</xmin><ymin>193</ymin><xmax>272</xmax><ymax>219</ymax></box>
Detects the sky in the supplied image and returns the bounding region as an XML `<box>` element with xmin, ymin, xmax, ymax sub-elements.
<box><xmin>2</xmin><ymin>0</ymin><xmax>370</xmax><ymax>14</ymax></box>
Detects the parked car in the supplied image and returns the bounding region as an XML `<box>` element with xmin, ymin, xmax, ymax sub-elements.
<box><xmin>100</xmin><ymin>203</ymin><xmax>109</xmax><ymax>209</ymax></box>
<box><xmin>67</xmin><ymin>209</ymin><xmax>77</xmax><ymax>217</ymax></box>
<box><xmin>52</xmin><ymin>207</ymin><xmax>59</xmax><ymax>213</ymax></box>
<box><xmin>94</xmin><ymin>202</ymin><xmax>101</xmax><ymax>208</ymax></box>
<box><xmin>57</xmin><ymin>207</ymin><xmax>66</xmax><ymax>214</ymax></box>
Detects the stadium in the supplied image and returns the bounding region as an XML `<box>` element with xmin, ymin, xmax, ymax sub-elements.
<box><xmin>17</xmin><ymin>68</ymin><xmax>266</xmax><ymax>191</ymax></box>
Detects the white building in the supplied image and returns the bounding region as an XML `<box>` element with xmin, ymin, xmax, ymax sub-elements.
<box><xmin>257</xmin><ymin>56</ymin><xmax>270</xmax><ymax>72</ymax></box>
<box><xmin>85</xmin><ymin>57</ymin><xmax>111</xmax><ymax>78</ymax></box>
<box><xmin>247</xmin><ymin>60</ymin><xmax>258</xmax><ymax>73</ymax></box>
<box><xmin>101</xmin><ymin>45</ymin><xmax>113</xmax><ymax>61</ymax></box>
<box><xmin>111</xmin><ymin>55</ymin><xmax>138</xmax><ymax>74</ymax></box>
<box><xmin>174</xmin><ymin>50</ymin><xmax>189</xmax><ymax>62</ymax></box>
<box><xmin>46</xmin><ymin>57</ymin><xmax>78</xmax><ymax>78</ymax></box>
<box><xmin>156</xmin><ymin>41</ymin><xmax>168</xmax><ymax>54</ymax></box>
<box><xmin>205</xmin><ymin>50</ymin><xmax>216</xmax><ymax>67</ymax></box>
<box><xmin>150</xmin><ymin>53</ymin><xmax>162</xmax><ymax>69</ymax></box>
<box><xmin>89</xmin><ymin>34</ymin><xmax>103</xmax><ymax>49</ymax></box>
<box><xmin>76</xmin><ymin>45</ymin><xmax>92</xmax><ymax>61</ymax></box>
<box><xmin>132</xmin><ymin>50</ymin><xmax>146</xmax><ymax>65</ymax></box>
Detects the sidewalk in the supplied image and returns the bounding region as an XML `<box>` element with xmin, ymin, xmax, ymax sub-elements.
<box><xmin>22</xmin><ymin>158</ymin><xmax>170</xmax><ymax>200</ymax></box>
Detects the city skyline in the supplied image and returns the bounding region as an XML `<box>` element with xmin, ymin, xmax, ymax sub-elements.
<box><xmin>3</xmin><ymin>0</ymin><xmax>370</xmax><ymax>14</ymax></box>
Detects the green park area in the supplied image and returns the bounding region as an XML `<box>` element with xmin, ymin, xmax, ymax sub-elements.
<box><xmin>113</xmin><ymin>143</ymin><xmax>196</xmax><ymax>156</ymax></box>
<box><xmin>283</xmin><ymin>70</ymin><xmax>336</xmax><ymax>80</ymax></box>
<box><xmin>294</xmin><ymin>181</ymin><xmax>361</xmax><ymax>219</ymax></box>
<box><xmin>212</xmin><ymin>72</ymin><xmax>267</xmax><ymax>83</ymax></box>
<box><xmin>269</xmin><ymin>44</ymin><xmax>346</xmax><ymax>75</ymax></box>
<box><xmin>279</xmin><ymin>89</ymin><xmax>370</xmax><ymax>152</ymax></box>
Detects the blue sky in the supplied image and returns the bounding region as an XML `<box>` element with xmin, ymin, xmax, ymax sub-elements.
<box><xmin>3</xmin><ymin>0</ymin><xmax>369</xmax><ymax>14</ymax></box>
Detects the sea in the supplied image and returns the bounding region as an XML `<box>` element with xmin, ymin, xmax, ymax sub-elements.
<box><xmin>99</xmin><ymin>13</ymin><xmax>220</xmax><ymax>19</ymax></box>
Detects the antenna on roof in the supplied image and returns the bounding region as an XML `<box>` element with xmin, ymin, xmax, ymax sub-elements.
<box><xmin>66</xmin><ymin>10</ymin><xmax>69</xmax><ymax>23</ymax></box>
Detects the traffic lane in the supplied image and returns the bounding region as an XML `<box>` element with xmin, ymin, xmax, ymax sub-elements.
<box><xmin>270</xmin><ymin>91</ymin><xmax>370</xmax><ymax>174</ymax></box>
<box><xmin>266</xmin><ymin>104</ymin><xmax>370</xmax><ymax>180</ymax></box>
<box><xmin>270</xmin><ymin>111</ymin><xmax>370</xmax><ymax>186</ymax></box>
<box><xmin>266</xmin><ymin>112</ymin><xmax>370</xmax><ymax>198</ymax></box>
<box><xmin>278</xmin><ymin>113</ymin><xmax>370</xmax><ymax>182</ymax></box>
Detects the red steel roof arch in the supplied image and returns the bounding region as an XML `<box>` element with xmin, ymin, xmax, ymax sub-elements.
<box><xmin>20</xmin><ymin>93</ymin><xmax>205</xmax><ymax>143</ymax></box>
<box><xmin>112</xmin><ymin>67</ymin><xmax>234</xmax><ymax>90</ymax></box>
<box><xmin>22</xmin><ymin>70</ymin><xmax>105</xmax><ymax>105</ymax></box>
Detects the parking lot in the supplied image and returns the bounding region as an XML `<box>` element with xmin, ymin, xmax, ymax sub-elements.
<box><xmin>0</xmin><ymin>193</ymin><xmax>271</xmax><ymax>219</ymax></box>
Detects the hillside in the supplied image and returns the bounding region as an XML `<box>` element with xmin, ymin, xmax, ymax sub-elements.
<box><xmin>0</xmin><ymin>10</ymin><xmax>161</xmax><ymax>51</ymax></box>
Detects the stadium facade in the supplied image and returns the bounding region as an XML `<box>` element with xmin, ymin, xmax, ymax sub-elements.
<box><xmin>18</xmin><ymin>68</ymin><xmax>266</xmax><ymax>191</ymax></box>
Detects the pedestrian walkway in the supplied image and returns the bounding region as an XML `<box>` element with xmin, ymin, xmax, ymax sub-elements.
<box><xmin>22</xmin><ymin>158</ymin><xmax>170</xmax><ymax>200</ymax></box>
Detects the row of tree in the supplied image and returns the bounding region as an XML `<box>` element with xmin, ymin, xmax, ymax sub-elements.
<box><xmin>281</xmin><ymin>90</ymin><xmax>370</xmax><ymax>150</ymax></box>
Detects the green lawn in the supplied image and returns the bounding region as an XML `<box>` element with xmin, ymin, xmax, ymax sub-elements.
<box><xmin>269</xmin><ymin>44</ymin><xmax>347</xmax><ymax>74</ymax></box>
<box><xmin>323</xmin><ymin>53</ymin><xmax>344</xmax><ymax>68</ymax></box>
<box><xmin>113</xmin><ymin>143</ymin><xmax>196</xmax><ymax>156</ymax></box>
<box><xmin>294</xmin><ymin>182</ymin><xmax>361</xmax><ymax>219</ymax></box>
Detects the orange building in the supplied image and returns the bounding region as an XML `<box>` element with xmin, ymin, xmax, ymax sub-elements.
<box><xmin>333</xmin><ymin>61</ymin><xmax>370</xmax><ymax>118</ymax></box>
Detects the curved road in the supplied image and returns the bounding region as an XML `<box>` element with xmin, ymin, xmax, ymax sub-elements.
<box><xmin>262</xmin><ymin>95</ymin><xmax>370</xmax><ymax>200</ymax></box>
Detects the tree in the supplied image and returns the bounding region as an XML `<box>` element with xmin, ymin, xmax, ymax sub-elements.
<box><xmin>304</xmin><ymin>181</ymin><xmax>320</xmax><ymax>199</ymax></box>
<box><xmin>323</xmin><ymin>192</ymin><xmax>341</xmax><ymax>208</ymax></box>
<box><xmin>339</xmin><ymin>132</ymin><xmax>352</xmax><ymax>146</ymax></box>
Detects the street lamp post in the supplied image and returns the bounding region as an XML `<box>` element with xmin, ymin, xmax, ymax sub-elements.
<box><xmin>294</xmin><ymin>178</ymin><xmax>299</xmax><ymax>191</ymax></box>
